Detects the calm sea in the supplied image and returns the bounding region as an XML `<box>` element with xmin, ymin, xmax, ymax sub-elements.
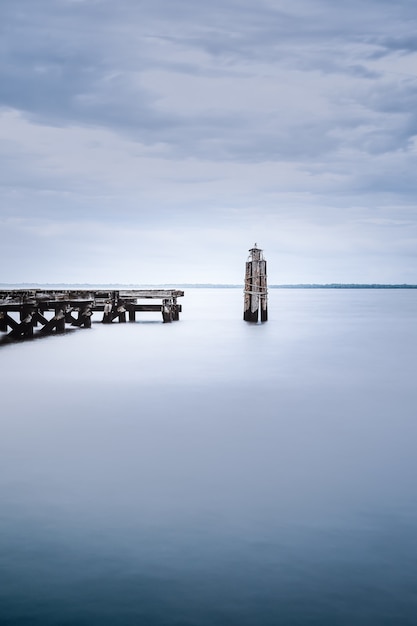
<box><xmin>1</xmin><ymin>288</ymin><xmax>417</xmax><ymax>625</ymax></box>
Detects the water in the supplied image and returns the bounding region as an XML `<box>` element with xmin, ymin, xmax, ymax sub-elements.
<box><xmin>1</xmin><ymin>288</ymin><xmax>417</xmax><ymax>625</ymax></box>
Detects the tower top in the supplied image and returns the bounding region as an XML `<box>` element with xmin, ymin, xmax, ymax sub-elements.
<box><xmin>247</xmin><ymin>244</ymin><xmax>264</xmax><ymax>262</ymax></box>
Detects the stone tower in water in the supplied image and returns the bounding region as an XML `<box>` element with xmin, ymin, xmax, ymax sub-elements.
<box><xmin>243</xmin><ymin>244</ymin><xmax>268</xmax><ymax>322</ymax></box>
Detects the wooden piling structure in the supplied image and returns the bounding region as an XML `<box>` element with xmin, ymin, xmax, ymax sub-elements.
<box><xmin>0</xmin><ymin>289</ymin><xmax>184</xmax><ymax>341</ymax></box>
<box><xmin>243</xmin><ymin>244</ymin><xmax>268</xmax><ymax>322</ymax></box>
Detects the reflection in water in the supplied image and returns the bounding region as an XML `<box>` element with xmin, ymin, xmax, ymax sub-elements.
<box><xmin>1</xmin><ymin>289</ymin><xmax>417</xmax><ymax>625</ymax></box>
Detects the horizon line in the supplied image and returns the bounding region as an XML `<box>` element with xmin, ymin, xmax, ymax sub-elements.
<box><xmin>1</xmin><ymin>282</ymin><xmax>417</xmax><ymax>289</ymax></box>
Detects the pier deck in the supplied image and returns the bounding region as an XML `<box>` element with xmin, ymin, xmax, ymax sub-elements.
<box><xmin>0</xmin><ymin>289</ymin><xmax>184</xmax><ymax>340</ymax></box>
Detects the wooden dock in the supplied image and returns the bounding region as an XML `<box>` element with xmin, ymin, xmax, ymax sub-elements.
<box><xmin>0</xmin><ymin>289</ymin><xmax>184</xmax><ymax>340</ymax></box>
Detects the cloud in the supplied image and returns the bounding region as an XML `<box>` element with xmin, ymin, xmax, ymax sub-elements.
<box><xmin>1</xmin><ymin>0</ymin><xmax>417</xmax><ymax>282</ymax></box>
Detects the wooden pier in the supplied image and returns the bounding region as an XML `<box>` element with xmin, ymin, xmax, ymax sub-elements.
<box><xmin>0</xmin><ymin>289</ymin><xmax>184</xmax><ymax>340</ymax></box>
<box><xmin>243</xmin><ymin>244</ymin><xmax>268</xmax><ymax>322</ymax></box>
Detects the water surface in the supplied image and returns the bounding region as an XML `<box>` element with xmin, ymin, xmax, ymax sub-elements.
<box><xmin>1</xmin><ymin>289</ymin><xmax>417</xmax><ymax>625</ymax></box>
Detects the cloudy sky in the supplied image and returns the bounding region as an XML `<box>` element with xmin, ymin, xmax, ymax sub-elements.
<box><xmin>1</xmin><ymin>0</ymin><xmax>417</xmax><ymax>284</ymax></box>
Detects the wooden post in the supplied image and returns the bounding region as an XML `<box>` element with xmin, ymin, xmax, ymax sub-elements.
<box><xmin>0</xmin><ymin>312</ymin><xmax>7</xmax><ymax>332</ymax></box>
<box><xmin>243</xmin><ymin>243</ymin><xmax>268</xmax><ymax>323</ymax></box>
<box><xmin>128</xmin><ymin>307</ymin><xmax>136</xmax><ymax>322</ymax></box>
<box><xmin>102</xmin><ymin>301</ymin><xmax>113</xmax><ymax>323</ymax></box>
<box><xmin>117</xmin><ymin>305</ymin><xmax>126</xmax><ymax>323</ymax></box>
<box><xmin>260</xmin><ymin>259</ymin><xmax>268</xmax><ymax>322</ymax></box>
<box><xmin>22</xmin><ymin>312</ymin><xmax>34</xmax><ymax>337</ymax></box>
<box><xmin>162</xmin><ymin>299</ymin><xmax>173</xmax><ymax>323</ymax></box>
<box><xmin>172</xmin><ymin>297</ymin><xmax>179</xmax><ymax>321</ymax></box>
<box><xmin>55</xmin><ymin>308</ymin><xmax>66</xmax><ymax>333</ymax></box>
<box><xmin>65</xmin><ymin>307</ymin><xmax>76</xmax><ymax>324</ymax></box>
<box><xmin>80</xmin><ymin>306</ymin><xmax>92</xmax><ymax>328</ymax></box>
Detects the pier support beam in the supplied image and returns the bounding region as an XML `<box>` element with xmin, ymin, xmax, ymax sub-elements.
<box><xmin>65</xmin><ymin>307</ymin><xmax>78</xmax><ymax>325</ymax></box>
<box><xmin>172</xmin><ymin>298</ymin><xmax>179</xmax><ymax>321</ymax></box>
<box><xmin>0</xmin><ymin>312</ymin><xmax>7</xmax><ymax>332</ymax></box>
<box><xmin>39</xmin><ymin>309</ymin><xmax>65</xmax><ymax>334</ymax></box>
<box><xmin>8</xmin><ymin>313</ymin><xmax>34</xmax><ymax>339</ymax></box>
<box><xmin>102</xmin><ymin>301</ymin><xmax>113</xmax><ymax>324</ymax></box>
<box><xmin>117</xmin><ymin>305</ymin><xmax>126</xmax><ymax>323</ymax></box>
<box><xmin>55</xmin><ymin>308</ymin><xmax>66</xmax><ymax>333</ymax></box>
<box><xmin>81</xmin><ymin>305</ymin><xmax>92</xmax><ymax>328</ymax></box>
<box><xmin>71</xmin><ymin>306</ymin><xmax>92</xmax><ymax>328</ymax></box>
<box><xmin>162</xmin><ymin>299</ymin><xmax>173</xmax><ymax>323</ymax></box>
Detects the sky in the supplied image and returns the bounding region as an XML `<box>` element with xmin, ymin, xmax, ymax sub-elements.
<box><xmin>1</xmin><ymin>0</ymin><xmax>417</xmax><ymax>284</ymax></box>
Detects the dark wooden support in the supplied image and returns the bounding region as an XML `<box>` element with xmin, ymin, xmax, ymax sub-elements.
<box><xmin>128</xmin><ymin>308</ymin><xmax>136</xmax><ymax>322</ymax></box>
<box><xmin>39</xmin><ymin>318</ymin><xmax>56</xmax><ymax>334</ymax></box>
<box><xmin>243</xmin><ymin>244</ymin><xmax>268</xmax><ymax>323</ymax></box>
<box><xmin>40</xmin><ymin>312</ymin><xmax>61</xmax><ymax>335</ymax></box>
<box><xmin>22</xmin><ymin>312</ymin><xmax>34</xmax><ymax>338</ymax></box>
<box><xmin>20</xmin><ymin>305</ymin><xmax>34</xmax><ymax>323</ymax></box>
<box><xmin>162</xmin><ymin>299</ymin><xmax>173</xmax><ymax>323</ymax></box>
<box><xmin>117</xmin><ymin>305</ymin><xmax>126</xmax><ymax>323</ymax></box>
<box><xmin>259</xmin><ymin>256</ymin><xmax>268</xmax><ymax>322</ymax></box>
<box><xmin>0</xmin><ymin>312</ymin><xmax>8</xmax><ymax>332</ymax></box>
<box><xmin>102</xmin><ymin>302</ymin><xmax>113</xmax><ymax>324</ymax></box>
<box><xmin>80</xmin><ymin>306</ymin><xmax>92</xmax><ymax>328</ymax></box>
<box><xmin>55</xmin><ymin>309</ymin><xmax>66</xmax><ymax>333</ymax></box>
<box><xmin>261</xmin><ymin>292</ymin><xmax>268</xmax><ymax>322</ymax></box>
<box><xmin>7</xmin><ymin>311</ymin><xmax>34</xmax><ymax>339</ymax></box>
<box><xmin>172</xmin><ymin>298</ymin><xmax>179</xmax><ymax>321</ymax></box>
<box><xmin>102</xmin><ymin>292</ymin><xmax>123</xmax><ymax>324</ymax></box>
<box><xmin>71</xmin><ymin>306</ymin><xmax>91</xmax><ymax>327</ymax></box>
<box><xmin>71</xmin><ymin>310</ymin><xmax>83</xmax><ymax>326</ymax></box>
<box><xmin>243</xmin><ymin>259</ymin><xmax>257</xmax><ymax>322</ymax></box>
<box><xmin>65</xmin><ymin>307</ymin><xmax>78</xmax><ymax>324</ymax></box>
<box><xmin>67</xmin><ymin>312</ymin><xmax>79</xmax><ymax>325</ymax></box>
<box><xmin>35</xmin><ymin>311</ymin><xmax>49</xmax><ymax>326</ymax></box>
<box><xmin>5</xmin><ymin>314</ymin><xmax>19</xmax><ymax>332</ymax></box>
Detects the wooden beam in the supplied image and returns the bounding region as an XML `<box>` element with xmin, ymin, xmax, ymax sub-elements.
<box><xmin>0</xmin><ymin>312</ymin><xmax>7</xmax><ymax>332</ymax></box>
<box><xmin>5</xmin><ymin>314</ymin><xmax>19</xmax><ymax>331</ymax></box>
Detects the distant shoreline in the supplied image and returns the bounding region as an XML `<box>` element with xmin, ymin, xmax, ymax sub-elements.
<box><xmin>1</xmin><ymin>283</ymin><xmax>417</xmax><ymax>290</ymax></box>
